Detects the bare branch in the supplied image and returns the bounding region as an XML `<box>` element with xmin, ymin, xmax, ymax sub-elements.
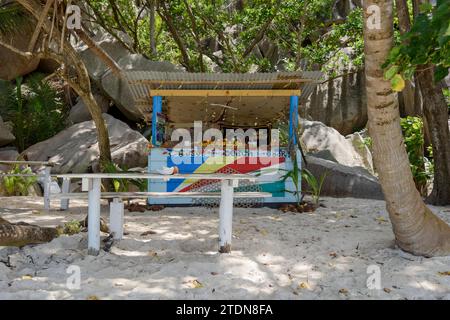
<box><xmin>27</xmin><ymin>0</ymin><xmax>53</xmax><ymax>52</ymax></box>
<box><xmin>0</xmin><ymin>38</ymin><xmax>33</xmax><ymax>58</ymax></box>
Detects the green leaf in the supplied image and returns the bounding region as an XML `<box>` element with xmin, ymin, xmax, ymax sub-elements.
<box><xmin>391</xmin><ymin>74</ymin><xmax>405</xmax><ymax>92</ymax></box>
<box><xmin>445</xmin><ymin>23</ymin><xmax>450</xmax><ymax>36</ymax></box>
<box><xmin>419</xmin><ymin>3</ymin><xmax>433</xmax><ymax>13</ymax></box>
<box><xmin>434</xmin><ymin>65</ymin><xmax>449</xmax><ymax>82</ymax></box>
<box><xmin>384</xmin><ymin>65</ymin><xmax>400</xmax><ymax>80</ymax></box>
<box><xmin>403</xmin><ymin>67</ymin><xmax>415</xmax><ymax>80</ymax></box>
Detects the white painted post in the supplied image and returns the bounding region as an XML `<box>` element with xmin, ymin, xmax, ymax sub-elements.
<box><xmin>81</xmin><ymin>178</ymin><xmax>89</xmax><ymax>191</ymax></box>
<box><xmin>43</xmin><ymin>166</ymin><xmax>51</xmax><ymax>211</ymax></box>
<box><xmin>88</xmin><ymin>178</ymin><xmax>102</xmax><ymax>256</ymax></box>
<box><xmin>60</xmin><ymin>177</ymin><xmax>70</xmax><ymax>210</ymax></box>
<box><xmin>218</xmin><ymin>179</ymin><xmax>234</xmax><ymax>253</ymax></box>
<box><xmin>109</xmin><ymin>198</ymin><xmax>124</xmax><ymax>240</ymax></box>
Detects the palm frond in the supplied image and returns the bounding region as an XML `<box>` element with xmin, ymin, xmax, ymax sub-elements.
<box><xmin>0</xmin><ymin>3</ymin><xmax>32</xmax><ymax>36</ymax></box>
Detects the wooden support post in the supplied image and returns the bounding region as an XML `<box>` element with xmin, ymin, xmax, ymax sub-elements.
<box><xmin>43</xmin><ymin>166</ymin><xmax>51</xmax><ymax>211</ymax></box>
<box><xmin>151</xmin><ymin>95</ymin><xmax>162</xmax><ymax>146</ymax></box>
<box><xmin>60</xmin><ymin>177</ymin><xmax>70</xmax><ymax>210</ymax></box>
<box><xmin>218</xmin><ymin>179</ymin><xmax>234</xmax><ymax>253</ymax></box>
<box><xmin>109</xmin><ymin>198</ymin><xmax>124</xmax><ymax>240</ymax></box>
<box><xmin>87</xmin><ymin>178</ymin><xmax>101</xmax><ymax>256</ymax></box>
<box><xmin>289</xmin><ymin>95</ymin><xmax>299</xmax><ymax>145</ymax></box>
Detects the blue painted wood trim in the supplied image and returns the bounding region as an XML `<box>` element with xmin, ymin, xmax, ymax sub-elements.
<box><xmin>289</xmin><ymin>95</ymin><xmax>299</xmax><ymax>145</ymax></box>
<box><xmin>152</xmin><ymin>96</ymin><xmax>162</xmax><ymax>146</ymax></box>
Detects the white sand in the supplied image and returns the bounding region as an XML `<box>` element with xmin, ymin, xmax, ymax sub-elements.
<box><xmin>0</xmin><ymin>196</ymin><xmax>449</xmax><ymax>300</ymax></box>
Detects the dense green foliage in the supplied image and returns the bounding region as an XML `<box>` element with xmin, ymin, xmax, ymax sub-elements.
<box><xmin>103</xmin><ymin>161</ymin><xmax>147</xmax><ymax>192</ymax></box>
<box><xmin>444</xmin><ymin>88</ymin><xmax>450</xmax><ymax>112</ymax></box>
<box><xmin>400</xmin><ymin>116</ymin><xmax>433</xmax><ymax>192</ymax></box>
<box><xmin>0</xmin><ymin>165</ymin><xmax>37</xmax><ymax>196</ymax></box>
<box><xmin>301</xmin><ymin>168</ymin><xmax>327</xmax><ymax>205</ymax></box>
<box><xmin>85</xmin><ymin>0</ymin><xmax>363</xmax><ymax>74</ymax></box>
<box><xmin>0</xmin><ymin>2</ymin><xmax>30</xmax><ymax>35</ymax></box>
<box><xmin>384</xmin><ymin>0</ymin><xmax>450</xmax><ymax>86</ymax></box>
<box><xmin>0</xmin><ymin>75</ymin><xmax>68</xmax><ymax>151</ymax></box>
<box><xmin>61</xmin><ymin>220</ymin><xmax>83</xmax><ymax>235</ymax></box>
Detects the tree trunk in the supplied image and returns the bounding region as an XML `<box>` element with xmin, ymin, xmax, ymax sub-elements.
<box><xmin>395</xmin><ymin>0</ymin><xmax>418</xmax><ymax>117</ymax></box>
<box><xmin>74</xmin><ymin>28</ymin><xmax>122</xmax><ymax>76</ymax></box>
<box><xmin>363</xmin><ymin>0</ymin><xmax>450</xmax><ymax>256</ymax></box>
<box><xmin>0</xmin><ymin>217</ymin><xmax>58</xmax><ymax>247</ymax></box>
<box><xmin>412</xmin><ymin>0</ymin><xmax>450</xmax><ymax>205</ymax></box>
<box><xmin>417</xmin><ymin>67</ymin><xmax>450</xmax><ymax>205</ymax></box>
<box><xmin>395</xmin><ymin>0</ymin><xmax>411</xmax><ymax>34</ymax></box>
<box><xmin>149</xmin><ymin>0</ymin><xmax>156</xmax><ymax>56</ymax></box>
<box><xmin>15</xmin><ymin>0</ymin><xmax>113</xmax><ymax>171</ymax></box>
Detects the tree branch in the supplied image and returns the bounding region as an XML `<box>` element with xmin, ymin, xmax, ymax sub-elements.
<box><xmin>0</xmin><ymin>38</ymin><xmax>33</xmax><ymax>58</ymax></box>
<box><xmin>157</xmin><ymin>2</ymin><xmax>192</xmax><ymax>71</ymax></box>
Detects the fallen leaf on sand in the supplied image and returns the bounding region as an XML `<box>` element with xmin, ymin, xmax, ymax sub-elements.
<box><xmin>21</xmin><ymin>275</ymin><xmax>33</xmax><ymax>280</ymax></box>
<box><xmin>383</xmin><ymin>288</ymin><xmax>391</xmax><ymax>293</ymax></box>
<box><xmin>298</xmin><ymin>282</ymin><xmax>310</xmax><ymax>290</ymax></box>
<box><xmin>141</xmin><ymin>230</ymin><xmax>157</xmax><ymax>236</ymax></box>
<box><xmin>339</xmin><ymin>288</ymin><xmax>348</xmax><ymax>294</ymax></box>
<box><xmin>190</xmin><ymin>279</ymin><xmax>203</xmax><ymax>288</ymax></box>
<box><xmin>438</xmin><ymin>271</ymin><xmax>450</xmax><ymax>276</ymax></box>
<box><xmin>147</xmin><ymin>205</ymin><xmax>164</xmax><ymax>211</ymax></box>
<box><xmin>87</xmin><ymin>295</ymin><xmax>100</xmax><ymax>300</ymax></box>
<box><xmin>259</xmin><ymin>229</ymin><xmax>268</xmax><ymax>236</ymax></box>
<box><xmin>375</xmin><ymin>217</ymin><xmax>388</xmax><ymax>223</ymax></box>
<box><xmin>148</xmin><ymin>250</ymin><xmax>158</xmax><ymax>257</ymax></box>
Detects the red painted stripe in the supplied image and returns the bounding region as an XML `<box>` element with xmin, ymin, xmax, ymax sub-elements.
<box><xmin>178</xmin><ymin>157</ymin><xmax>285</xmax><ymax>192</ymax></box>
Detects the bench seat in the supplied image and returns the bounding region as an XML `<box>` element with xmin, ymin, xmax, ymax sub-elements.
<box><xmin>51</xmin><ymin>191</ymin><xmax>272</xmax><ymax>199</ymax></box>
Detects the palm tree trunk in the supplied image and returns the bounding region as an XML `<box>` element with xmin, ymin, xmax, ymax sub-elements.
<box><xmin>363</xmin><ymin>0</ymin><xmax>450</xmax><ymax>257</ymax></box>
<box><xmin>0</xmin><ymin>217</ymin><xmax>58</xmax><ymax>247</ymax></box>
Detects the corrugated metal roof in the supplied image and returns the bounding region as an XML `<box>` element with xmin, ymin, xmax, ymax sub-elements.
<box><xmin>124</xmin><ymin>71</ymin><xmax>323</xmax><ymax>106</ymax></box>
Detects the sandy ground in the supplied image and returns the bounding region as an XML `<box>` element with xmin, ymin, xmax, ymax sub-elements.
<box><xmin>0</xmin><ymin>196</ymin><xmax>449</xmax><ymax>300</ymax></box>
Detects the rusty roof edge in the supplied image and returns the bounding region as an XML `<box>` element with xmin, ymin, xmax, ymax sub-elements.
<box><xmin>123</xmin><ymin>71</ymin><xmax>324</xmax><ymax>111</ymax></box>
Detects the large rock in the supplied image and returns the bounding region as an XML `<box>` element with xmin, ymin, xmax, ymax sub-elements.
<box><xmin>301</xmin><ymin>66</ymin><xmax>367</xmax><ymax>136</ymax></box>
<box><xmin>22</xmin><ymin>114</ymin><xmax>149</xmax><ymax>173</ymax></box>
<box><xmin>77</xmin><ymin>32</ymin><xmax>132</xmax><ymax>82</ymax></box>
<box><xmin>300</xmin><ymin>119</ymin><xmax>373</xmax><ymax>172</ymax></box>
<box><xmin>100</xmin><ymin>54</ymin><xmax>179</xmax><ymax>120</ymax></box>
<box><xmin>0</xmin><ymin>29</ymin><xmax>40</xmax><ymax>80</ymax></box>
<box><xmin>0</xmin><ymin>116</ymin><xmax>15</xmax><ymax>147</ymax></box>
<box><xmin>302</xmin><ymin>155</ymin><xmax>383</xmax><ymax>200</ymax></box>
<box><xmin>68</xmin><ymin>93</ymin><xmax>110</xmax><ymax>124</ymax></box>
<box><xmin>345</xmin><ymin>130</ymin><xmax>374</xmax><ymax>174</ymax></box>
<box><xmin>77</xmin><ymin>32</ymin><xmax>179</xmax><ymax>120</ymax></box>
<box><xmin>0</xmin><ymin>147</ymin><xmax>19</xmax><ymax>172</ymax></box>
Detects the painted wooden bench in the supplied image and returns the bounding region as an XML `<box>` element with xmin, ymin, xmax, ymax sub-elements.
<box><xmin>53</xmin><ymin>173</ymin><xmax>267</xmax><ymax>255</ymax></box>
